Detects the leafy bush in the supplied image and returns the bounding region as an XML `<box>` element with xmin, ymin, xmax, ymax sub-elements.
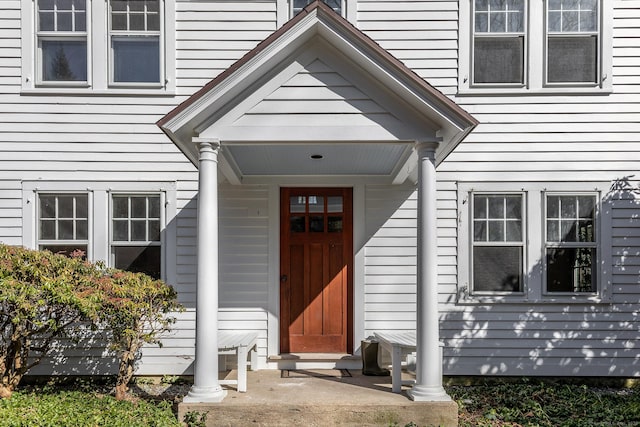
<box><xmin>0</xmin><ymin>244</ymin><xmax>183</xmax><ymax>401</ymax></box>
<box><xmin>95</xmin><ymin>270</ymin><xmax>183</xmax><ymax>400</ymax></box>
<box><xmin>0</xmin><ymin>245</ymin><xmax>102</xmax><ymax>398</ymax></box>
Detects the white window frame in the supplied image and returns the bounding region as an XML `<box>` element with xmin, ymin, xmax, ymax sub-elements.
<box><xmin>35</xmin><ymin>0</ymin><xmax>91</xmax><ymax>87</ymax></box>
<box><xmin>35</xmin><ymin>192</ymin><xmax>92</xmax><ymax>258</ymax></box>
<box><xmin>277</xmin><ymin>0</ymin><xmax>356</xmax><ymax>26</ymax></box>
<box><xmin>22</xmin><ymin>181</ymin><xmax>177</xmax><ymax>285</ymax></box>
<box><xmin>543</xmin><ymin>192</ymin><xmax>599</xmax><ymax>295</ymax></box>
<box><xmin>108</xmin><ymin>0</ymin><xmax>164</xmax><ymax>88</ymax></box>
<box><xmin>458</xmin><ymin>0</ymin><xmax>612</xmax><ymax>94</ymax></box>
<box><xmin>457</xmin><ymin>182</ymin><xmax>612</xmax><ymax>304</ymax></box>
<box><xmin>471</xmin><ymin>0</ymin><xmax>527</xmax><ymax>87</ymax></box>
<box><xmin>470</xmin><ymin>192</ymin><xmax>527</xmax><ymax>296</ymax></box>
<box><xmin>21</xmin><ymin>0</ymin><xmax>175</xmax><ymax>94</ymax></box>
<box><xmin>109</xmin><ymin>192</ymin><xmax>165</xmax><ymax>280</ymax></box>
<box><xmin>544</xmin><ymin>0</ymin><xmax>600</xmax><ymax>86</ymax></box>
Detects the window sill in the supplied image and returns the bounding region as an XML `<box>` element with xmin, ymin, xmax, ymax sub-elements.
<box><xmin>456</xmin><ymin>86</ymin><xmax>613</xmax><ymax>97</ymax></box>
<box><xmin>457</xmin><ymin>294</ymin><xmax>612</xmax><ymax>305</ymax></box>
<box><xmin>20</xmin><ymin>87</ymin><xmax>176</xmax><ymax>97</ymax></box>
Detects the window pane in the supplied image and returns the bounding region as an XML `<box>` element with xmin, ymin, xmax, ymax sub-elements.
<box><xmin>40</xmin><ymin>195</ymin><xmax>56</xmax><ymax>218</ymax></box>
<box><xmin>131</xmin><ymin>220</ymin><xmax>147</xmax><ymax>241</ymax></box>
<box><xmin>131</xmin><ymin>196</ymin><xmax>147</xmax><ymax>218</ymax></box>
<box><xmin>578</xmin><ymin>196</ymin><xmax>595</xmax><ymax>218</ymax></box>
<box><xmin>475</xmin><ymin>0</ymin><xmax>488</xmax><ymax>11</ymax></box>
<box><xmin>547</xmin><ymin>196</ymin><xmax>559</xmax><ymax>218</ymax></box>
<box><xmin>475</xmin><ymin>12</ymin><xmax>488</xmax><ymax>32</ymax></box>
<box><xmin>474</xmin><ymin>36</ymin><xmax>524</xmax><ymax>84</ymax></box>
<box><xmin>112</xmin><ymin>37</ymin><xmax>160</xmax><ymax>83</ymax></box>
<box><xmin>58</xmin><ymin>0</ymin><xmax>73</xmax><ymax>10</ymax></box>
<box><xmin>73</xmin><ymin>0</ymin><xmax>86</xmax><ymax>10</ymax></box>
<box><xmin>580</xmin><ymin>10</ymin><xmax>597</xmax><ymax>32</ymax></box>
<box><xmin>76</xmin><ymin>219</ymin><xmax>88</xmax><ymax>240</ymax></box>
<box><xmin>290</xmin><ymin>196</ymin><xmax>305</xmax><ymax>213</ymax></box>
<box><xmin>57</xmin><ymin>11</ymin><xmax>73</xmax><ymax>31</ymax></box>
<box><xmin>39</xmin><ymin>0</ymin><xmax>55</xmax><ymax>10</ymax></box>
<box><xmin>561</xmin><ymin>219</ymin><xmax>576</xmax><ymax>242</ymax></box>
<box><xmin>560</xmin><ymin>196</ymin><xmax>576</xmax><ymax>218</ymax></box>
<box><xmin>75</xmin><ymin>11</ymin><xmax>86</xmax><ymax>32</ymax></box>
<box><xmin>146</xmin><ymin>0</ymin><xmax>159</xmax><ymax>12</ymax></box>
<box><xmin>148</xmin><ymin>220</ymin><xmax>160</xmax><ymax>241</ymax></box>
<box><xmin>147</xmin><ymin>12</ymin><xmax>160</xmax><ymax>31</ymax></box>
<box><xmin>41</xmin><ymin>40</ymin><xmax>87</xmax><ymax>81</ymax></box>
<box><xmin>112</xmin><ymin>13</ymin><xmax>127</xmax><ymax>30</ymax></box>
<box><xmin>113</xmin><ymin>220</ymin><xmax>128</xmax><ymax>241</ymax></box>
<box><xmin>40</xmin><ymin>220</ymin><xmax>56</xmax><ymax>240</ymax></box>
<box><xmin>473</xmin><ymin>196</ymin><xmax>487</xmax><ymax>219</ymax></box>
<box><xmin>562</xmin><ymin>11</ymin><xmax>580</xmax><ymax>32</ymax></box>
<box><xmin>473</xmin><ymin>220</ymin><xmax>487</xmax><ymax>241</ymax></box>
<box><xmin>473</xmin><ymin>246</ymin><xmax>522</xmax><ymax>292</ymax></box>
<box><xmin>113</xmin><ymin>245</ymin><xmax>161</xmax><ymax>279</ymax></box>
<box><xmin>327</xmin><ymin>196</ymin><xmax>343</xmax><ymax>213</ymax></box>
<box><xmin>113</xmin><ymin>197</ymin><xmax>129</xmax><ymax>218</ymax></box>
<box><xmin>488</xmin><ymin>220</ymin><xmax>504</xmax><ymax>241</ymax></box>
<box><xmin>578</xmin><ymin>220</ymin><xmax>595</xmax><ymax>242</ymax></box>
<box><xmin>310</xmin><ymin>216</ymin><xmax>324</xmax><ymax>232</ymax></box>
<box><xmin>328</xmin><ymin>216</ymin><xmax>343</xmax><ymax>232</ymax></box>
<box><xmin>488</xmin><ymin>196</ymin><xmax>504</xmax><ymax>218</ymax></box>
<box><xmin>547</xmin><ymin>220</ymin><xmax>559</xmax><ymax>242</ymax></box>
<box><xmin>489</xmin><ymin>11</ymin><xmax>505</xmax><ymax>32</ymax></box>
<box><xmin>129</xmin><ymin>13</ymin><xmax>145</xmax><ymax>30</ymax></box>
<box><xmin>111</xmin><ymin>0</ymin><xmax>128</xmax><ymax>11</ymax></box>
<box><xmin>41</xmin><ymin>244</ymin><xmax>87</xmax><ymax>258</ymax></box>
<box><xmin>76</xmin><ymin>195</ymin><xmax>88</xmax><ymax>218</ymax></box>
<box><xmin>505</xmin><ymin>220</ymin><xmax>522</xmax><ymax>241</ymax></box>
<box><xmin>57</xmin><ymin>195</ymin><xmax>74</xmax><ymax>218</ymax></box>
<box><xmin>547</xmin><ymin>36</ymin><xmax>597</xmax><ymax>83</ymax></box>
<box><xmin>39</xmin><ymin>12</ymin><xmax>55</xmax><ymax>31</ymax></box>
<box><xmin>58</xmin><ymin>219</ymin><xmax>74</xmax><ymax>239</ymax></box>
<box><xmin>148</xmin><ymin>196</ymin><xmax>160</xmax><ymax>218</ymax></box>
<box><xmin>308</xmin><ymin>196</ymin><xmax>324</xmax><ymax>213</ymax></box>
<box><xmin>290</xmin><ymin>216</ymin><xmax>305</xmax><ymax>232</ymax></box>
<box><xmin>505</xmin><ymin>196</ymin><xmax>521</xmax><ymax>218</ymax></box>
<box><xmin>547</xmin><ymin>247</ymin><xmax>595</xmax><ymax>292</ymax></box>
<box><xmin>130</xmin><ymin>0</ymin><xmax>145</xmax><ymax>11</ymax></box>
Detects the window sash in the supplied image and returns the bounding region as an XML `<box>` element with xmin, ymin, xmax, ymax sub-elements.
<box><xmin>544</xmin><ymin>193</ymin><xmax>598</xmax><ymax>294</ymax></box>
<box><xmin>472</xmin><ymin>0</ymin><xmax>526</xmax><ymax>86</ymax></box>
<box><xmin>292</xmin><ymin>0</ymin><xmax>343</xmax><ymax>17</ymax></box>
<box><xmin>471</xmin><ymin>193</ymin><xmax>525</xmax><ymax>294</ymax></box>
<box><xmin>545</xmin><ymin>0</ymin><xmax>600</xmax><ymax>85</ymax></box>
<box><xmin>37</xmin><ymin>193</ymin><xmax>90</xmax><ymax>257</ymax></box>
<box><xmin>108</xmin><ymin>0</ymin><xmax>163</xmax><ymax>86</ymax></box>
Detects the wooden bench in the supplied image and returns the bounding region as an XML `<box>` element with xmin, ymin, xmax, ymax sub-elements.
<box><xmin>374</xmin><ymin>331</ymin><xmax>417</xmax><ymax>393</ymax></box>
<box><xmin>217</xmin><ymin>331</ymin><xmax>259</xmax><ymax>393</ymax></box>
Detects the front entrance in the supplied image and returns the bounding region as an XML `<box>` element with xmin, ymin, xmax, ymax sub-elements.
<box><xmin>280</xmin><ymin>188</ymin><xmax>353</xmax><ymax>353</ymax></box>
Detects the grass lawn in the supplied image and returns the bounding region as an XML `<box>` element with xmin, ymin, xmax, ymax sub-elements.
<box><xmin>0</xmin><ymin>378</ymin><xmax>638</xmax><ymax>426</ymax></box>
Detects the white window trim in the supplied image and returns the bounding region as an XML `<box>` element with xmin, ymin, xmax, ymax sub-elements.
<box><xmin>458</xmin><ymin>0</ymin><xmax>612</xmax><ymax>95</ymax></box>
<box><xmin>21</xmin><ymin>0</ymin><xmax>175</xmax><ymax>94</ymax></box>
<box><xmin>277</xmin><ymin>0</ymin><xmax>356</xmax><ymax>27</ymax></box>
<box><xmin>22</xmin><ymin>181</ymin><xmax>177</xmax><ymax>285</ymax></box>
<box><xmin>457</xmin><ymin>182</ymin><xmax>612</xmax><ymax>304</ymax></box>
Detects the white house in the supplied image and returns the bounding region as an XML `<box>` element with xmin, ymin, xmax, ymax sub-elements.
<box><xmin>2</xmin><ymin>0</ymin><xmax>639</xmax><ymax>403</ymax></box>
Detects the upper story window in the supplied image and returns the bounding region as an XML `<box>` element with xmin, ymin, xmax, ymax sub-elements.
<box><xmin>291</xmin><ymin>0</ymin><xmax>342</xmax><ymax>17</ymax></box>
<box><xmin>472</xmin><ymin>0</ymin><xmax>525</xmax><ymax>85</ymax></box>
<box><xmin>546</xmin><ymin>0</ymin><xmax>599</xmax><ymax>84</ymax></box>
<box><xmin>22</xmin><ymin>0</ymin><xmax>175</xmax><ymax>92</ymax></box>
<box><xmin>459</xmin><ymin>0</ymin><xmax>612</xmax><ymax>93</ymax></box>
<box><xmin>37</xmin><ymin>0</ymin><xmax>88</xmax><ymax>84</ymax></box>
<box><xmin>109</xmin><ymin>0</ymin><xmax>161</xmax><ymax>85</ymax></box>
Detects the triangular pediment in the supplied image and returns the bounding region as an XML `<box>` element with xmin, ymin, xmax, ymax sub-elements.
<box><xmin>158</xmin><ymin>1</ymin><xmax>477</xmax><ymax>183</ymax></box>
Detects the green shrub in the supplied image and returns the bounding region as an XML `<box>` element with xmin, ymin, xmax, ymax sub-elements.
<box><xmin>0</xmin><ymin>245</ymin><xmax>102</xmax><ymax>398</ymax></box>
<box><xmin>96</xmin><ymin>270</ymin><xmax>183</xmax><ymax>400</ymax></box>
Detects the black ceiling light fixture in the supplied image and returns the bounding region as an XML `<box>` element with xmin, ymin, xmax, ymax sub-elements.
<box><xmin>310</xmin><ymin>154</ymin><xmax>324</xmax><ymax>160</ymax></box>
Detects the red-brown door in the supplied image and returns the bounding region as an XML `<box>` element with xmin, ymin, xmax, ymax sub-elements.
<box><xmin>280</xmin><ymin>188</ymin><xmax>353</xmax><ymax>353</ymax></box>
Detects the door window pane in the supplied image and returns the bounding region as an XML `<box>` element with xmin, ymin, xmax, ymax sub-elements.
<box><xmin>328</xmin><ymin>216</ymin><xmax>343</xmax><ymax>232</ymax></box>
<box><xmin>290</xmin><ymin>196</ymin><xmax>306</xmax><ymax>213</ymax></box>
<box><xmin>308</xmin><ymin>196</ymin><xmax>324</xmax><ymax>213</ymax></box>
<box><xmin>309</xmin><ymin>216</ymin><xmax>324</xmax><ymax>232</ymax></box>
<box><xmin>290</xmin><ymin>216</ymin><xmax>305</xmax><ymax>233</ymax></box>
<box><xmin>327</xmin><ymin>196</ymin><xmax>343</xmax><ymax>213</ymax></box>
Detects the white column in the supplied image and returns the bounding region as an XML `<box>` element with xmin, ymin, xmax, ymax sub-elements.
<box><xmin>183</xmin><ymin>138</ymin><xmax>227</xmax><ymax>403</ymax></box>
<box><xmin>408</xmin><ymin>142</ymin><xmax>451</xmax><ymax>402</ymax></box>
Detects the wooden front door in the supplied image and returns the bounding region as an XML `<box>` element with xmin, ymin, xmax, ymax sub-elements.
<box><xmin>280</xmin><ymin>188</ymin><xmax>353</xmax><ymax>353</ymax></box>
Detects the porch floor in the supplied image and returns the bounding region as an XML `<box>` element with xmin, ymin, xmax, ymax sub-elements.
<box><xmin>177</xmin><ymin>369</ymin><xmax>458</xmax><ymax>426</ymax></box>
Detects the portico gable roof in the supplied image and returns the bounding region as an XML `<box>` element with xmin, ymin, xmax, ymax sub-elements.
<box><xmin>157</xmin><ymin>1</ymin><xmax>478</xmax><ymax>184</ymax></box>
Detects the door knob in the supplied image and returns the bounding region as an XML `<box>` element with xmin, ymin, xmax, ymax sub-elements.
<box><xmin>280</xmin><ymin>275</ymin><xmax>288</xmax><ymax>282</ymax></box>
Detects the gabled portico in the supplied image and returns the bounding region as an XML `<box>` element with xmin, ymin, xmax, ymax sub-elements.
<box><xmin>158</xmin><ymin>0</ymin><xmax>477</xmax><ymax>404</ymax></box>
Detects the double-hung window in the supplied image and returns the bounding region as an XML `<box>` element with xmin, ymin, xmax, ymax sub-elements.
<box><xmin>472</xmin><ymin>0</ymin><xmax>526</xmax><ymax>85</ymax></box>
<box><xmin>111</xmin><ymin>194</ymin><xmax>162</xmax><ymax>279</ymax></box>
<box><xmin>545</xmin><ymin>194</ymin><xmax>597</xmax><ymax>293</ymax></box>
<box><xmin>459</xmin><ymin>183</ymin><xmax>610</xmax><ymax>303</ymax></box>
<box><xmin>471</xmin><ymin>194</ymin><xmax>525</xmax><ymax>293</ymax></box>
<box><xmin>37</xmin><ymin>193</ymin><xmax>89</xmax><ymax>257</ymax></box>
<box><xmin>37</xmin><ymin>0</ymin><xmax>88</xmax><ymax>84</ymax></box>
<box><xmin>460</xmin><ymin>0</ymin><xmax>611</xmax><ymax>92</ymax></box>
<box><xmin>546</xmin><ymin>0</ymin><xmax>599</xmax><ymax>84</ymax></box>
<box><xmin>109</xmin><ymin>0</ymin><xmax>162</xmax><ymax>84</ymax></box>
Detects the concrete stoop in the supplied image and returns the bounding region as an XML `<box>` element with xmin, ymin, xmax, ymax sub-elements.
<box><xmin>177</xmin><ymin>401</ymin><xmax>458</xmax><ymax>426</ymax></box>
